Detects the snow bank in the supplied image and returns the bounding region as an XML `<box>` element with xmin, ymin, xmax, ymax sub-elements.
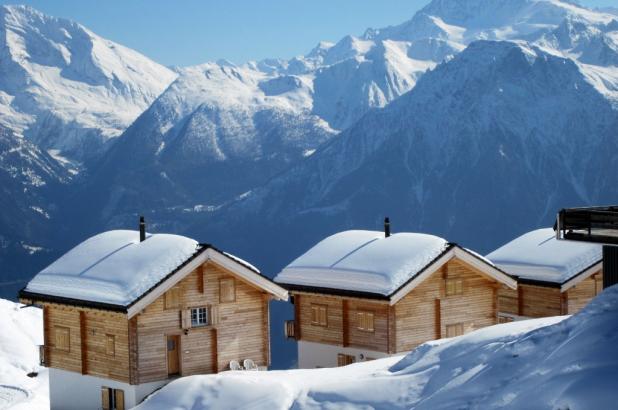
<box><xmin>25</xmin><ymin>230</ymin><xmax>199</xmax><ymax>306</ymax></box>
<box><xmin>274</xmin><ymin>230</ymin><xmax>448</xmax><ymax>295</ymax></box>
<box><xmin>0</xmin><ymin>299</ymin><xmax>47</xmax><ymax>410</ymax></box>
<box><xmin>136</xmin><ymin>285</ymin><xmax>618</xmax><ymax>409</ymax></box>
<box><xmin>486</xmin><ymin>228</ymin><xmax>602</xmax><ymax>283</ymax></box>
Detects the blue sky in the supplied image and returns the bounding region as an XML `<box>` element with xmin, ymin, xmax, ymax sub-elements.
<box><xmin>2</xmin><ymin>0</ymin><xmax>616</xmax><ymax>67</ymax></box>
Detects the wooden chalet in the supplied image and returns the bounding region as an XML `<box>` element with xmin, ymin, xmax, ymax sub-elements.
<box><xmin>274</xmin><ymin>223</ymin><xmax>516</xmax><ymax>369</ymax></box>
<box><xmin>487</xmin><ymin>228</ymin><xmax>603</xmax><ymax>321</ymax></box>
<box><xmin>19</xmin><ymin>220</ymin><xmax>287</xmax><ymax>410</ymax></box>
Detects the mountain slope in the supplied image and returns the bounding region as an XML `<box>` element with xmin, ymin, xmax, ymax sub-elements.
<box><xmin>0</xmin><ymin>5</ymin><xmax>177</xmax><ymax>161</ymax></box>
<box><xmin>202</xmin><ymin>40</ymin><xmax>618</xmax><ymax>277</ymax></box>
<box><xmin>0</xmin><ymin>125</ymin><xmax>69</xmax><ymax>298</ymax></box>
<box><xmin>136</xmin><ymin>286</ymin><xmax>618</xmax><ymax>409</ymax></box>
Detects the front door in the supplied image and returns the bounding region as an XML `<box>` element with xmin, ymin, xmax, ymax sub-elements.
<box><xmin>167</xmin><ymin>335</ymin><xmax>180</xmax><ymax>375</ymax></box>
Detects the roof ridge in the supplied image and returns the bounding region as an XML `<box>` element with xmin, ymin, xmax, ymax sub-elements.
<box><xmin>329</xmin><ymin>236</ymin><xmax>382</xmax><ymax>268</ymax></box>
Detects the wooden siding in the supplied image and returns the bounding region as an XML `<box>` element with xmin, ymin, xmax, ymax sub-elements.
<box><xmin>25</xmin><ymin>258</ymin><xmax>273</xmax><ymax>385</ymax></box>
<box><xmin>294</xmin><ymin>256</ymin><xmax>499</xmax><ymax>355</ymax></box>
<box><xmin>394</xmin><ymin>258</ymin><xmax>497</xmax><ymax>353</ymax></box>
<box><xmin>297</xmin><ymin>294</ymin><xmax>344</xmax><ymax>346</ymax></box>
<box><xmin>566</xmin><ymin>271</ymin><xmax>603</xmax><ymax>314</ymax></box>
<box><xmin>22</xmin><ymin>301</ymin><xmax>131</xmax><ymax>383</ymax></box>
<box><xmin>136</xmin><ymin>260</ymin><xmax>270</xmax><ymax>382</ymax></box>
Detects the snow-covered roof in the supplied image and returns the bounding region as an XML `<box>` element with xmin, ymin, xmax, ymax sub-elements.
<box><xmin>274</xmin><ymin>230</ymin><xmax>450</xmax><ymax>296</ymax></box>
<box><xmin>486</xmin><ymin>228</ymin><xmax>602</xmax><ymax>284</ymax></box>
<box><xmin>24</xmin><ymin>230</ymin><xmax>200</xmax><ymax>306</ymax></box>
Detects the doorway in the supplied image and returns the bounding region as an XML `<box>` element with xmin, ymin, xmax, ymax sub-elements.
<box><xmin>167</xmin><ymin>335</ymin><xmax>180</xmax><ymax>376</ymax></box>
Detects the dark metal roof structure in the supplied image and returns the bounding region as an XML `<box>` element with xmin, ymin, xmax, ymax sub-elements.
<box><xmin>555</xmin><ymin>206</ymin><xmax>618</xmax><ymax>245</ymax></box>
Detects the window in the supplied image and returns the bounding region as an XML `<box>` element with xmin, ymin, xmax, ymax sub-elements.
<box><xmin>310</xmin><ymin>304</ymin><xmax>328</xmax><ymax>326</ymax></box>
<box><xmin>445</xmin><ymin>278</ymin><xmax>464</xmax><ymax>296</ymax></box>
<box><xmin>55</xmin><ymin>326</ymin><xmax>70</xmax><ymax>351</ymax></box>
<box><xmin>498</xmin><ymin>315</ymin><xmax>514</xmax><ymax>324</ymax></box>
<box><xmin>445</xmin><ymin>323</ymin><xmax>464</xmax><ymax>338</ymax></box>
<box><xmin>101</xmin><ymin>387</ymin><xmax>125</xmax><ymax>410</ymax></box>
<box><xmin>356</xmin><ymin>311</ymin><xmax>375</xmax><ymax>332</ymax></box>
<box><xmin>191</xmin><ymin>307</ymin><xmax>209</xmax><ymax>327</ymax></box>
<box><xmin>219</xmin><ymin>277</ymin><xmax>236</xmax><ymax>303</ymax></box>
<box><xmin>106</xmin><ymin>334</ymin><xmax>115</xmax><ymax>356</ymax></box>
<box><xmin>165</xmin><ymin>287</ymin><xmax>181</xmax><ymax>309</ymax></box>
<box><xmin>337</xmin><ymin>353</ymin><xmax>355</xmax><ymax>367</ymax></box>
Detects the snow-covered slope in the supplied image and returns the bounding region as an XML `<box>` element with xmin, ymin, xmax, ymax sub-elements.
<box><xmin>0</xmin><ymin>5</ymin><xmax>176</xmax><ymax>161</ymax></box>
<box><xmin>0</xmin><ymin>299</ymin><xmax>47</xmax><ymax>410</ymax></box>
<box><xmin>203</xmin><ymin>39</ymin><xmax>618</xmax><ymax>269</ymax></box>
<box><xmin>136</xmin><ymin>285</ymin><xmax>618</xmax><ymax>409</ymax></box>
<box><xmin>0</xmin><ymin>125</ymin><xmax>69</xmax><ymax>298</ymax></box>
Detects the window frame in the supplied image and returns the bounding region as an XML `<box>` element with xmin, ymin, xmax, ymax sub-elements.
<box><xmin>106</xmin><ymin>334</ymin><xmax>116</xmax><ymax>357</ymax></box>
<box><xmin>190</xmin><ymin>306</ymin><xmax>210</xmax><ymax>327</ymax></box>
<box><xmin>54</xmin><ymin>326</ymin><xmax>70</xmax><ymax>352</ymax></box>
<box><xmin>165</xmin><ymin>286</ymin><xmax>181</xmax><ymax>310</ymax></box>
<box><xmin>445</xmin><ymin>277</ymin><xmax>464</xmax><ymax>296</ymax></box>
<box><xmin>310</xmin><ymin>304</ymin><xmax>328</xmax><ymax>327</ymax></box>
<box><xmin>445</xmin><ymin>323</ymin><xmax>464</xmax><ymax>338</ymax></box>
<box><xmin>219</xmin><ymin>277</ymin><xmax>236</xmax><ymax>303</ymax></box>
<box><xmin>356</xmin><ymin>310</ymin><xmax>375</xmax><ymax>332</ymax></box>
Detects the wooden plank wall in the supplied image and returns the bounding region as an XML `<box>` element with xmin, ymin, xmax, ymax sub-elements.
<box><xmin>519</xmin><ymin>285</ymin><xmax>562</xmax><ymax>317</ymax></box>
<box><xmin>439</xmin><ymin>259</ymin><xmax>497</xmax><ymax>337</ymax></box>
<box><xmin>297</xmin><ymin>294</ymin><xmax>344</xmax><ymax>346</ymax></box>
<box><xmin>136</xmin><ymin>261</ymin><xmax>269</xmax><ymax>382</ymax></box>
<box><xmin>27</xmin><ymin>301</ymin><xmax>131</xmax><ymax>383</ymax></box>
<box><xmin>566</xmin><ymin>271</ymin><xmax>603</xmax><ymax>314</ymax></box>
<box><xmin>497</xmin><ymin>285</ymin><xmax>518</xmax><ymax>315</ymax></box>
<box><xmin>346</xmin><ymin>300</ymin><xmax>389</xmax><ymax>352</ymax></box>
<box><xmin>295</xmin><ymin>257</ymin><xmax>499</xmax><ymax>355</ymax></box>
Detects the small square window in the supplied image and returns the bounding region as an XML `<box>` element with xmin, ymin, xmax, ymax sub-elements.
<box><xmin>445</xmin><ymin>278</ymin><xmax>463</xmax><ymax>296</ymax></box>
<box><xmin>356</xmin><ymin>311</ymin><xmax>375</xmax><ymax>332</ymax></box>
<box><xmin>55</xmin><ymin>326</ymin><xmax>70</xmax><ymax>351</ymax></box>
<box><xmin>219</xmin><ymin>278</ymin><xmax>236</xmax><ymax>303</ymax></box>
<box><xmin>310</xmin><ymin>304</ymin><xmax>328</xmax><ymax>326</ymax></box>
<box><xmin>165</xmin><ymin>287</ymin><xmax>181</xmax><ymax>309</ymax></box>
<box><xmin>191</xmin><ymin>307</ymin><xmax>209</xmax><ymax>327</ymax></box>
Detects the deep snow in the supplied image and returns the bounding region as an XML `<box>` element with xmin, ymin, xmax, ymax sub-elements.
<box><xmin>487</xmin><ymin>227</ymin><xmax>602</xmax><ymax>283</ymax></box>
<box><xmin>136</xmin><ymin>285</ymin><xmax>618</xmax><ymax>409</ymax></box>
<box><xmin>275</xmin><ymin>230</ymin><xmax>448</xmax><ymax>295</ymax></box>
<box><xmin>0</xmin><ymin>299</ymin><xmax>47</xmax><ymax>410</ymax></box>
<box><xmin>24</xmin><ymin>230</ymin><xmax>199</xmax><ymax>306</ymax></box>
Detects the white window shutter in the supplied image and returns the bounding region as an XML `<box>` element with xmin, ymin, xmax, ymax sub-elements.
<box><xmin>181</xmin><ymin>309</ymin><xmax>192</xmax><ymax>329</ymax></box>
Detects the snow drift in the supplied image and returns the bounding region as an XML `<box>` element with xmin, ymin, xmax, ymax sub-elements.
<box><xmin>0</xmin><ymin>299</ymin><xmax>47</xmax><ymax>410</ymax></box>
<box><xmin>136</xmin><ymin>285</ymin><xmax>618</xmax><ymax>409</ymax></box>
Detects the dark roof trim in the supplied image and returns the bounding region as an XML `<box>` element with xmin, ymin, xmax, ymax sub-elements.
<box><xmin>388</xmin><ymin>243</ymin><xmax>457</xmax><ymax>297</ymax></box>
<box><xmin>18</xmin><ymin>289</ymin><xmax>128</xmax><ymax>312</ymax></box>
<box><xmin>281</xmin><ymin>283</ymin><xmax>390</xmax><ymax>300</ymax></box>
<box><xmin>514</xmin><ymin>259</ymin><xmax>602</xmax><ymax>289</ymax></box>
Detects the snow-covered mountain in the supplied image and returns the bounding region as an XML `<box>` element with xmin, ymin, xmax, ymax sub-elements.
<box><xmin>136</xmin><ymin>286</ymin><xmax>618</xmax><ymax>409</ymax></box>
<box><xmin>79</xmin><ymin>0</ymin><xmax>618</xmax><ymax>233</ymax></box>
<box><xmin>200</xmin><ymin>38</ymin><xmax>618</xmax><ymax>281</ymax></box>
<box><xmin>0</xmin><ymin>5</ymin><xmax>176</xmax><ymax>161</ymax></box>
<box><xmin>0</xmin><ymin>125</ymin><xmax>69</xmax><ymax>298</ymax></box>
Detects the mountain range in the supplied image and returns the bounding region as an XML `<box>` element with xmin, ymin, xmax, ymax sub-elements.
<box><xmin>0</xmin><ymin>0</ymin><xmax>617</xmax><ymax>368</ymax></box>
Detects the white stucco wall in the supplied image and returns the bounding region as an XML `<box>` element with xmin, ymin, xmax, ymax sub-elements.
<box><xmin>49</xmin><ymin>367</ymin><xmax>167</xmax><ymax>410</ymax></box>
<box><xmin>298</xmin><ymin>340</ymin><xmax>394</xmax><ymax>369</ymax></box>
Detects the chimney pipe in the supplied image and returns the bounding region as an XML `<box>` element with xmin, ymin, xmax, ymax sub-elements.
<box><xmin>384</xmin><ymin>217</ymin><xmax>391</xmax><ymax>238</ymax></box>
<box><xmin>139</xmin><ymin>216</ymin><xmax>146</xmax><ymax>242</ymax></box>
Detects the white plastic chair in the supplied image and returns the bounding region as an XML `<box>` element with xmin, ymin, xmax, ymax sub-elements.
<box><xmin>229</xmin><ymin>360</ymin><xmax>243</xmax><ymax>371</ymax></box>
<box><xmin>243</xmin><ymin>359</ymin><xmax>258</xmax><ymax>371</ymax></box>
